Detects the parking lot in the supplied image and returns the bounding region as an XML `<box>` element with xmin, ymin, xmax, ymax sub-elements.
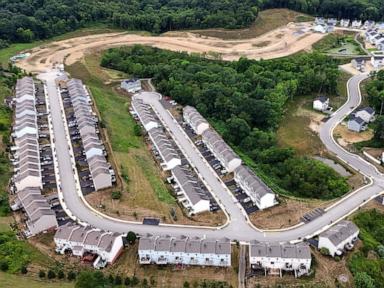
<box><xmin>60</xmin><ymin>89</ymin><xmax>96</xmax><ymax>195</ymax></box>
<box><xmin>181</xmin><ymin>122</ymin><xmax>259</xmax><ymax>215</ymax></box>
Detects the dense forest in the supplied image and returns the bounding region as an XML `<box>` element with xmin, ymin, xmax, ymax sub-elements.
<box><xmin>348</xmin><ymin>209</ymin><xmax>384</xmax><ymax>288</ymax></box>
<box><xmin>101</xmin><ymin>45</ymin><xmax>349</xmax><ymax>199</ymax></box>
<box><xmin>1</xmin><ymin>0</ymin><xmax>384</xmax><ymax>49</ymax></box>
<box><xmin>0</xmin><ymin>0</ymin><xmax>260</xmax><ymax>48</ymax></box>
<box><xmin>266</xmin><ymin>0</ymin><xmax>384</xmax><ymax>21</ymax></box>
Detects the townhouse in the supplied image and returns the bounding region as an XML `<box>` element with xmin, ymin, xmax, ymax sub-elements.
<box><xmin>12</xmin><ymin>77</ymin><xmax>43</xmax><ymax>191</ymax></box>
<box><xmin>318</xmin><ymin>220</ymin><xmax>359</xmax><ymax>257</ymax></box>
<box><xmin>171</xmin><ymin>166</ymin><xmax>210</xmax><ymax>215</ymax></box>
<box><xmin>11</xmin><ymin>77</ymin><xmax>58</xmax><ymax>236</ymax></box>
<box><xmin>131</xmin><ymin>98</ymin><xmax>159</xmax><ymax>131</ymax></box>
<box><xmin>148</xmin><ymin>127</ymin><xmax>181</xmax><ymax>170</ymax></box>
<box><xmin>12</xmin><ymin>187</ymin><xmax>57</xmax><ymax>236</ymax></box>
<box><xmin>121</xmin><ymin>79</ymin><xmax>141</xmax><ymax>93</ymax></box>
<box><xmin>234</xmin><ymin>165</ymin><xmax>276</xmax><ymax>210</ymax></box>
<box><xmin>249</xmin><ymin>241</ymin><xmax>312</xmax><ymax>277</ymax></box>
<box><xmin>54</xmin><ymin>223</ymin><xmax>124</xmax><ymax>268</ymax></box>
<box><xmin>201</xmin><ymin>129</ymin><xmax>242</xmax><ymax>173</ymax></box>
<box><xmin>138</xmin><ymin>235</ymin><xmax>231</xmax><ymax>267</ymax></box>
<box><xmin>67</xmin><ymin>79</ymin><xmax>113</xmax><ymax>191</ymax></box>
<box><xmin>183</xmin><ymin>106</ymin><xmax>209</xmax><ymax>135</ymax></box>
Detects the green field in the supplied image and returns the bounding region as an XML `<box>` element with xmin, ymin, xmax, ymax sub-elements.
<box><xmin>0</xmin><ymin>272</ymin><xmax>73</xmax><ymax>288</ymax></box>
<box><xmin>313</xmin><ymin>33</ymin><xmax>365</xmax><ymax>55</ymax></box>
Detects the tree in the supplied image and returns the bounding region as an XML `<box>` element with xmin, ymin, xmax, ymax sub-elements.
<box><xmin>114</xmin><ymin>275</ymin><xmax>122</xmax><ymax>285</ymax></box>
<box><xmin>124</xmin><ymin>276</ymin><xmax>131</xmax><ymax>286</ymax></box>
<box><xmin>111</xmin><ymin>191</ymin><xmax>122</xmax><ymax>200</ymax></box>
<box><xmin>20</xmin><ymin>265</ymin><xmax>28</xmax><ymax>274</ymax></box>
<box><xmin>75</xmin><ymin>271</ymin><xmax>106</xmax><ymax>288</ymax></box>
<box><xmin>183</xmin><ymin>281</ymin><xmax>190</xmax><ymax>288</ymax></box>
<box><xmin>0</xmin><ymin>260</ymin><xmax>8</xmax><ymax>271</ymax></box>
<box><xmin>131</xmin><ymin>275</ymin><xmax>139</xmax><ymax>286</ymax></box>
<box><xmin>58</xmin><ymin>270</ymin><xmax>65</xmax><ymax>279</ymax></box>
<box><xmin>319</xmin><ymin>247</ymin><xmax>330</xmax><ymax>256</ymax></box>
<box><xmin>354</xmin><ymin>272</ymin><xmax>375</xmax><ymax>288</ymax></box>
<box><xmin>133</xmin><ymin>124</ymin><xmax>142</xmax><ymax>136</ymax></box>
<box><xmin>38</xmin><ymin>270</ymin><xmax>46</xmax><ymax>278</ymax></box>
<box><xmin>67</xmin><ymin>271</ymin><xmax>77</xmax><ymax>281</ymax></box>
<box><xmin>373</xmin><ymin>116</ymin><xmax>384</xmax><ymax>145</ymax></box>
<box><xmin>126</xmin><ymin>231</ymin><xmax>137</xmax><ymax>244</ymax></box>
<box><xmin>224</xmin><ymin>116</ymin><xmax>251</xmax><ymax>146</ymax></box>
<box><xmin>47</xmin><ymin>270</ymin><xmax>56</xmax><ymax>279</ymax></box>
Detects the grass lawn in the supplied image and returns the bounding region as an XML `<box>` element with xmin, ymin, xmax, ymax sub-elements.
<box><xmin>313</xmin><ymin>32</ymin><xmax>365</xmax><ymax>55</ymax></box>
<box><xmin>66</xmin><ymin>53</ymin><xmax>177</xmax><ymax>215</ymax></box>
<box><xmin>0</xmin><ymin>216</ymin><xmax>12</xmax><ymax>232</ymax></box>
<box><xmin>0</xmin><ymin>272</ymin><xmax>73</xmax><ymax>288</ymax></box>
<box><xmin>189</xmin><ymin>8</ymin><xmax>313</xmax><ymax>40</ymax></box>
<box><xmin>277</xmin><ymin>72</ymin><xmax>350</xmax><ymax>156</ymax></box>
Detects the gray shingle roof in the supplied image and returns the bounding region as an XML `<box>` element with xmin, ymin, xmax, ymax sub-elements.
<box><xmin>319</xmin><ymin>220</ymin><xmax>359</xmax><ymax>246</ymax></box>
<box><xmin>250</xmin><ymin>241</ymin><xmax>311</xmax><ymax>259</ymax></box>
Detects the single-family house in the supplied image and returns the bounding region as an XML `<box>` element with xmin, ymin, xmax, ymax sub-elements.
<box><xmin>351</xmin><ymin>58</ymin><xmax>366</xmax><ymax>71</ymax></box>
<box><xmin>313</xmin><ymin>96</ymin><xmax>329</xmax><ymax>112</ymax></box>
<box><xmin>348</xmin><ymin>116</ymin><xmax>367</xmax><ymax>132</ymax></box>
<box><xmin>313</xmin><ymin>24</ymin><xmax>328</xmax><ymax>34</ymax></box>
<box><xmin>355</xmin><ymin>107</ymin><xmax>375</xmax><ymax>123</ymax></box>
<box><xmin>234</xmin><ymin>165</ymin><xmax>276</xmax><ymax>210</ymax></box>
<box><xmin>121</xmin><ymin>79</ymin><xmax>141</xmax><ymax>93</ymax></box>
<box><xmin>318</xmin><ymin>220</ymin><xmax>359</xmax><ymax>257</ymax></box>
<box><xmin>371</xmin><ymin>55</ymin><xmax>384</xmax><ymax>69</ymax></box>
<box><xmin>351</xmin><ymin>20</ymin><xmax>362</xmax><ymax>28</ymax></box>
<box><xmin>376</xmin><ymin>38</ymin><xmax>384</xmax><ymax>51</ymax></box>
<box><xmin>340</xmin><ymin>19</ymin><xmax>350</xmax><ymax>27</ymax></box>
<box><xmin>364</xmin><ymin>20</ymin><xmax>375</xmax><ymax>29</ymax></box>
<box><xmin>249</xmin><ymin>241</ymin><xmax>312</xmax><ymax>277</ymax></box>
<box><xmin>183</xmin><ymin>105</ymin><xmax>209</xmax><ymax>135</ymax></box>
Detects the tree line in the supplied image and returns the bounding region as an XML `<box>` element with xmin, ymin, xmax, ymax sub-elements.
<box><xmin>2</xmin><ymin>0</ymin><xmax>384</xmax><ymax>50</ymax></box>
<box><xmin>101</xmin><ymin>45</ymin><xmax>349</xmax><ymax>199</ymax></box>
<box><xmin>0</xmin><ymin>0</ymin><xmax>260</xmax><ymax>48</ymax></box>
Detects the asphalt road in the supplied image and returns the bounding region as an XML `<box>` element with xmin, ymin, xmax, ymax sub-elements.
<box><xmin>42</xmin><ymin>70</ymin><xmax>384</xmax><ymax>243</ymax></box>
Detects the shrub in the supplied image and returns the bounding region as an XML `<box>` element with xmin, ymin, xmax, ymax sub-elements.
<box><xmin>38</xmin><ymin>270</ymin><xmax>46</xmax><ymax>278</ymax></box>
<box><xmin>114</xmin><ymin>275</ymin><xmax>122</xmax><ymax>285</ymax></box>
<box><xmin>20</xmin><ymin>265</ymin><xmax>28</xmax><ymax>274</ymax></box>
<box><xmin>131</xmin><ymin>275</ymin><xmax>139</xmax><ymax>286</ymax></box>
<box><xmin>47</xmin><ymin>270</ymin><xmax>56</xmax><ymax>279</ymax></box>
<box><xmin>0</xmin><ymin>260</ymin><xmax>9</xmax><ymax>271</ymax></box>
<box><xmin>58</xmin><ymin>270</ymin><xmax>65</xmax><ymax>279</ymax></box>
<box><xmin>320</xmin><ymin>247</ymin><xmax>330</xmax><ymax>256</ymax></box>
<box><xmin>124</xmin><ymin>276</ymin><xmax>131</xmax><ymax>286</ymax></box>
<box><xmin>67</xmin><ymin>270</ymin><xmax>76</xmax><ymax>281</ymax></box>
<box><xmin>111</xmin><ymin>191</ymin><xmax>122</xmax><ymax>200</ymax></box>
<box><xmin>126</xmin><ymin>231</ymin><xmax>137</xmax><ymax>244</ymax></box>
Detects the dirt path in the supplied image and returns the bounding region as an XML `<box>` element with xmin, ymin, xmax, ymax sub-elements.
<box><xmin>17</xmin><ymin>22</ymin><xmax>324</xmax><ymax>73</ymax></box>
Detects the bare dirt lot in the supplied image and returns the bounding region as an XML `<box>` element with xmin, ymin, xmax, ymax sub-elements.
<box><xmin>334</xmin><ymin>124</ymin><xmax>373</xmax><ymax>148</ymax></box>
<box><xmin>17</xmin><ymin>22</ymin><xmax>325</xmax><ymax>73</ymax></box>
<box><xmin>250</xmin><ymin>197</ymin><xmax>333</xmax><ymax>229</ymax></box>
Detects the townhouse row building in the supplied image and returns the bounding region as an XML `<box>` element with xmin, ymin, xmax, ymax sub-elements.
<box><xmin>54</xmin><ymin>223</ymin><xmax>124</xmax><ymax>268</ymax></box>
<box><xmin>249</xmin><ymin>241</ymin><xmax>312</xmax><ymax>278</ymax></box>
<box><xmin>66</xmin><ymin>79</ymin><xmax>113</xmax><ymax>191</ymax></box>
<box><xmin>139</xmin><ymin>235</ymin><xmax>231</xmax><ymax>267</ymax></box>
<box><xmin>182</xmin><ymin>105</ymin><xmax>276</xmax><ymax>210</ymax></box>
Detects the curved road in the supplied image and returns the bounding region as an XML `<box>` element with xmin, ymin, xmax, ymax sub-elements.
<box><xmin>40</xmin><ymin>70</ymin><xmax>384</xmax><ymax>243</ymax></box>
